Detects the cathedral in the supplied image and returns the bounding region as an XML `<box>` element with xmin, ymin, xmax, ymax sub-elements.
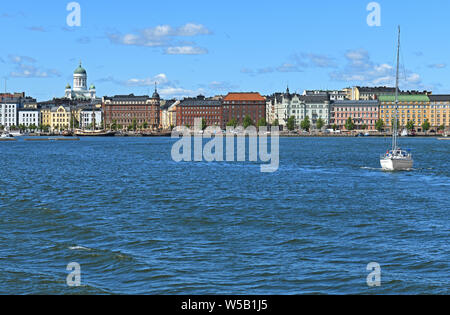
<box><xmin>64</xmin><ymin>62</ymin><xmax>97</xmax><ymax>100</ymax></box>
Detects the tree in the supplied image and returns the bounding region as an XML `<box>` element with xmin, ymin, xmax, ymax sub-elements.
<box><xmin>111</xmin><ymin>120</ymin><xmax>118</xmax><ymax>131</ymax></box>
<box><xmin>287</xmin><ymin>116</ymin><xmax>296</xmax><ymax>131</ymax></box>
<box><xmin>273</xmin><ymin>119</ymin><xmax>279</xmax><ymax>127</ymax></box>
<box><xmin>142</xmin><ymin>122</ymin><xmax>149</xmax><ymax>130</ymax></box>
<box><xmin>257</xmin><ymin>117</ymin><xmax>267</xmax><ymax>127</ymax></box>
<box><xmin>438</xmin><ymin>124</ymin><xmax>445</xmax><ymax>131</ymax></box>
<box><xmin>375</xmin><ymin>119</ymin><xmax>385</xmax><ymax>132</ymax></box>
<box><xmin>316</xmin><ymin>118</ymin><xmax>325</xmax><ymax>130</ymax></box>
<box><xmin>201</xmin><ymin>118</ymin><xmax>207</xmax><ymax>131</ymax></box>
<box><xmin>332</xmin><ymin>124</ymin><xmax>338</xmax><ymax>131</ymax></box>
<box><xmin>345</xmin><ymin>117</ymin><xmax>355</xmax><ymax>131</ymax></box>
<box><xmin>29</xmin><ymin>124</ymin><xmax>37</xmax><ymax>132</ymax></box>
<box><xmin>361</xmin><ymin>124</ymin><xmax>368</xmax><ymax>130</ymax></box>
<box><xmin>300</xmin><ymin>116</ymin><xmax>310</xmax><ymax>132</ymax></box>
<box><xmin>0</xmin><ymin>124</ymin><xmax>4</xmax><ymax>131</ymax></box>
<box><xmin>422</xmin><ymin>119</ymin><xmax>431</xmax><ymax>132</ymax></box>
<box><xmin>243</xmin><ymin>115</ymin><xmax>253</xmax><ymax>128</ymax></box>
<box><xmin>227</xmin><ymin>119</ymin><xmax>237</xmax><ymax>128</ymax></box>
<box><xmin>406</xmin><ymin>120</ymin><xmax>415</xmax><ymax>131</ymax></box>
<box><xmin>131</xmin><ymin>119</ymin><xmax>138</xmax><ymax>131</ymax></box>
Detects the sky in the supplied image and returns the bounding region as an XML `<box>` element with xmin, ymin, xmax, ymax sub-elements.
<box><xmin>1</xmin><ymin>0</ymin><xmax>450</xmax><ymax>101</ymax></box>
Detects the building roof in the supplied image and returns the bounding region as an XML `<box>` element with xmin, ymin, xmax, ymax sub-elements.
<box><xmin>179</xmin><ymin>99</ymin><xmax>221</xmax><ymax>107</ymax></box>
<box><xmin>357</xmin><ymin>86</ymin><xmax>396</xmax><ymax>93</ymax></box>
<box><xmin>298</xmin><ymin>95</ymin><xmax>329</xmax><ymax>103</ymax></box>
<box><xmin>74</xmin><ymin>62</ymin><xmax>87</xmax><ymax>75</ymax></box>
<box><xmin>333</xmin><ymin>100</ymin><xmax>379</xmax><ymax>106</ymax></box>
<box><xmin>428</xmin><ymin>95</ymin><xmax>450</xmax><ymax>102</ymax></box>
<box><xmin>378</xmin><ymin>95</ymin><xmax>430</xmax><ymax>102</ymax></box>
<box><xmin>223</xmin><ymin>92</ymin><xmax>265</xmax><ymax>102</ymax></box>
<box><xmin>103</xmin><ymin>94</ymin><xmax>151</xmax><ymax>102</ymax></box>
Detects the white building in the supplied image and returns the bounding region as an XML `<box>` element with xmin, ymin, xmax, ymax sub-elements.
<box><xmin>65</xmin><ymin>62</ymin><xmax>97</xmax><ymax>100</ymax></box>
<box><xmin>0</xmin><ymin>100</ymin><xmax>19</xmax><ymax>129</ymax></box>
<box><xmin>80</xmin><ymin>109</ymin><xmax>102</xmax><ymax>129</ymax></box>
<box><xmin>301</xmin><ymin>95</ymin><xmax>331</xmax><ymax>127</ymax></box>
<box><xmin>267</xmin><ymin>88</ymin><xmax>306</xmax><ymax>128</ymax></box>
<box><xmin>18</xmin><ymin>109</ymin><xmax>40</xmax><ymax>128</ymax></box>
<box><xmin>303</xmin><ymin>89</ymin><xmax>348</xmax><ymax>101</ymax></box>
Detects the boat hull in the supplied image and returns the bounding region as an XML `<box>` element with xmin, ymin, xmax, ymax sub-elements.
<box><xmin>74</xmin><ymin>130</ymin><xmax>116</xmax><ymax>137</ymax></box>
<box><xmin>380</xmin><ymin>158</ymin><xmax>413</xmax><ymax>171</ymax></box>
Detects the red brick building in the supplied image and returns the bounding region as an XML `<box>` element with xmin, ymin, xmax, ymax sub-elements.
<box><xmin>176</xmin><ymin>96</ymin><xmax>222</xmax><ymax>127</ymax></box>
<box><xmin>222</xmin><ymin>92</ymin><xmax>266</xmax><ymax>128</ymax></box>
<box><xmin>103</xmin><ymin>92</ymin><xmax>160</xmax><ymax>130</ymax></box>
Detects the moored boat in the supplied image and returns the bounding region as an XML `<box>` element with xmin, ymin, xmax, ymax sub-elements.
<box><xmin>74</xmin><ymin>129</ymin><xmax>116</xmax><ymax>137</ymax></box>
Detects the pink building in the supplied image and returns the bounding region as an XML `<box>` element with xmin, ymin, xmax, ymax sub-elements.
<box><xmin>332</xmin><ymin>100</ymin><xmax>380</xmax><ymax>131</ymax></box>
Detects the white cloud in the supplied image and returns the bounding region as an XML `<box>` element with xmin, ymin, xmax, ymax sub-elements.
<box><xmin>428</xmin><ymin>63</ymin><xmax>446</xmax><ymax>69</ymax></box>
<box><xmin>8</xmin><ymin>55</ymin><xmax>60</xmax><ymax>78</ymax></box>
<box><xmin>107</xmin><ymin>23</ymin><xmax>212</xmax><ymax>54</ymax></box>
<box><xmin>165</xmin><ymin>46</ymin><xmax>208</xmax><ymax>55</ymax></box>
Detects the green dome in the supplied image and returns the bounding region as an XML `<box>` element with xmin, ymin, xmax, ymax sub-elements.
<box><xmin>90</xmin><ymin>84</ymin><xmax>96</xmax><ymax>90</ymax></box>
<box><xmin>74</xmin><ymin>62</ymin><xmax>87</xmax><ymax>75</ymax></box>
<box><xmin>66</xmin><ymin>83</ymin><xmax>71</xmax><ymax>89</ymax></box>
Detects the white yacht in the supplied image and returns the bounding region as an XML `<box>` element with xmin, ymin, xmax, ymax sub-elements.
<box><xmin>380</xmin><ymin>26</ymin><xmax>414</xmax><ymax>171</ymax></box>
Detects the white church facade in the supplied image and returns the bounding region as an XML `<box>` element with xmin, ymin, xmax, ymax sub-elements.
<box><xmin>65</xmin><ymin>62</ymin><xmax>97</xmax><ymax>100</ymax></box>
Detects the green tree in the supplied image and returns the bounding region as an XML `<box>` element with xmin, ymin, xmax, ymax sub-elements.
<box><xmin>422</xmin><ymin>119</ymin><xmax>431</xmax><ymax>132</ymax></box>
<box><xmin>29</xmin><ymin>124</ymin><xmax>37</xmax><ymax>132</ymax></box>
<box><xmin>316</xmin><ymin>118</ymin><xmax>325</xmax><ymax>130</ymax></box>
<box><xmin>332</xmin><ymin>124</ymin><xmax>338</xmax><ymax>131</ymax></box>
<box><xmin>226</xmin><ymin>119</ymin><xmax>237</xmax><ymax>128</ymax></box>
<box><xmin>375</xmin><ymin>119</ymin><xmax>385</xmax><ymax>132</ymax></box>
<box><xmin>287</xmin><ymin>116</ymin><xmax>296</xmax><ymax>131</ymax></box>
<box><xmin>257</xmin><ymin>117</ymin><xmax>267</xmax><ymax>127</ymax></box>
<box><xmin>131</xmin><ymin>119</ymin><xmax>138</xmax><ymax>131</ymax></box>
<box><xmin>438</xmin><ymin>124</ymin><xmax>445</xmax><ymax>131</ymax></box>
<box><xmin>273</xmin><ymin>119</ymin><xmax>279</xmax><ymax>127</ymax></box>
<box><xmin>345</xmin><ymin>117</ymin><xmax>355</xmax><ymax>131</ymax></box>
<box><xmin>0</xmin><ymin>124</ymin><xmax>4</xmax><ymax>131</ymax></box>
<box><xmin>201</xmin><ymin>118</ymin><xmax>207</xmax><ymax>130</ymax></box>
<box><xmin>142</xmin><ymin>122</ymin><xmax>149</xmax><ymax>129</ymax></box>
<box><xmin>300</xmin><ymin>116</ymin><xmax>310</xmax><ymax>132</ymax></box>
<box><xmin>243</xmin><ymin>115</ymin><xmax>254</xmax><ymax>128</ymax></box>
<box><xmin>361</xmin><ymin>124</ymin><xmax>368</xmax><ymax>130</ymax></box>
<box><xmin>111</xmin><ymin>120</ymin><xmax>118</xmax><ymax>131</ymax></box>
<box><xmin>406</xmin><ymin>120</ymin><xmax>415</xmax><ymax>131</ymax></box>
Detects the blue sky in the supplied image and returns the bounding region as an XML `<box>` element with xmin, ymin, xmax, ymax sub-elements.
<box><xmin>1</xmin><ymin>0</ymin><xmax>450</xmax><ymax>101</ymax></box>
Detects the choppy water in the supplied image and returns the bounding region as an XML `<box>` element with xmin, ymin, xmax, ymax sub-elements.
<box><xmin>0</xmin><ymin>137</ymin><xmax>448</xmax><ymax>294</ymax></box>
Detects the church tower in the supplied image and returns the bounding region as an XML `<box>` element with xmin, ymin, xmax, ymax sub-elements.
<box><xmin>73</xmin><ymin>61</ymin><xmax>87</xmax><ymax>92</ymax></box>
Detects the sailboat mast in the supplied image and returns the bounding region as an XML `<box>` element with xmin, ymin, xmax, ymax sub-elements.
<box><xmin>393</xmin><ymin>26</ymin><xmax>401</xmax><ymax>150</ymax></box>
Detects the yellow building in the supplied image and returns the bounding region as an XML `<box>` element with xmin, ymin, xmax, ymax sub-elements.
<box><xmin>379</xmin><ymin>95</ymin><xmax>431</xmax><ymax>131</ymax></box>
<box><xmin>40</xmin><ymin>106</ymin><xmax>72</xmax><ymax>131</ymax></box>
<box><xmin>429</xmin><ymin>95</ymin><xmax>450</xmax><ymax>130</ymax></box>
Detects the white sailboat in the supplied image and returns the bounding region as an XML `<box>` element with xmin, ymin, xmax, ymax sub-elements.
<box><xmin>380</xmin><ymin>26</ymin><xmax>414</xmax><ymax>171</ymax></box>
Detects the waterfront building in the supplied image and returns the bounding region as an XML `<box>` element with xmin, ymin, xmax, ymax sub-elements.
<box><xmin>176</xmin><ymin>95</ymin><xmax>222</xmax><ymax>127</ymax></box>
<box><xmin>79</xmin><ymin>107</ymin><xmax>103</xmax><ymax>129</ymax></box>
<box><xmin>64</xmin><ymin>62</ymin><xmax>97</xmax><ymax>101</ymax></box>
<box><xmin>332</xmin><ymin>100</ymin><xmax>380</xmax><ymax>131</ymax></box>
<box><xmin>0</xmin><ymin>98</ymin><xmax>19</xmax><ymax>128</ymax></box>
<box><xmin>160</xmin><ymin>99</ymin><xmax>178</xmax><ymax>130</ymax></box>
<box><xmin>102</xmin><ymin>91</ymin><xmax>160</xmax><ymax>130</ymax></box>
<box><xmin>379</xmin><ymin>94</ymin><xmax>430</xmax><ymax>131</ymax></box>
<box><xmin>168</xmin><ymin>101</ymin><xmax>179</xmax><ymax>129</ymax></box>
<box><xmin>428</xmin><ymin>95</ymin><xmax>450</xmax><ymax>130</ymax></box>
<box><xmin>40</xmin><ymin>105</ymin><xmax>72</xmax><ymax>131</ymax></box>
<box><xmin>222</xmin><ymin>92</ymin><xmax>266</xmax><ymax>128</ymax></box>
<box><xmin>300</xmin><ymin>95</ymin><xmax>331</xmax><ymax>127</ymax></box>
<box><xmin>303</xmin><ymin>89</ymin><xmax>348</xmax><ymax>101</ymax></box>
<box><xmin>18</xmin><ymin>108</ymin><xmax>40</xmax><ymax>128</ymax></box>
<box><xmin>351</xmin><ymin>86</ymin><xmax>396</xmax><ymax>100</ymax></box>
<box><xmin>267</xmin><ymin>88</ymin><xmax>305</xmax><ymax>128</ymax></box>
